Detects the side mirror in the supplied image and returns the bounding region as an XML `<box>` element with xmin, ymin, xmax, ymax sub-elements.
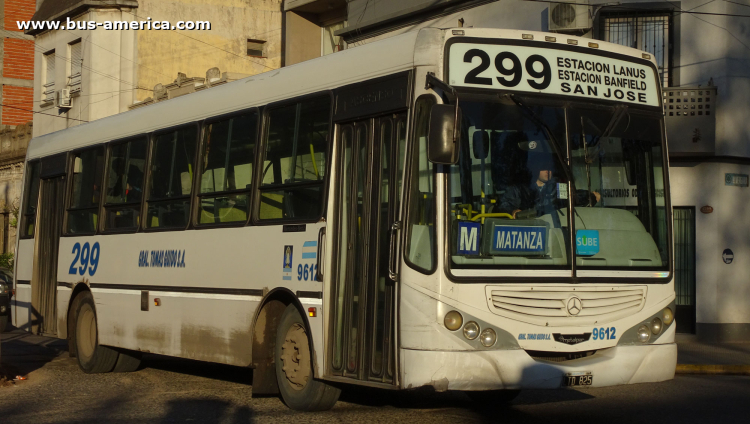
<box><xmin>472</xmin><ymin>131</ymin><xmax>489</xmax><ymax>160</ymax></box>
<box><xmin>428</xmin><ymin>104</ymin><xmax>461</xmax><ymax>165</ymax></box>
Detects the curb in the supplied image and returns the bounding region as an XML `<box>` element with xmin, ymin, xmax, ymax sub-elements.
<box><xmin>676</xmin><ymin>364</ymin><xmax>750</xmax><ymax>376</ymax></box>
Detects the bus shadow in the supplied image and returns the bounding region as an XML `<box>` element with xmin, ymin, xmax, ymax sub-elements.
<box><xmin>139</xmin><ymin>354</ymin><xmax>254</xmax><ymax>386</ymax></box>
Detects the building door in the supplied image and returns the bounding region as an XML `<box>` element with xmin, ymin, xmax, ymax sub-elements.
<box><xmin>31</xmin><ymin>175</ymin><xmax>65</xmax><ymax>336</ymax></box>
<box><xmin>330</xmin><ymin>113</ymin><xmax>407</xmax><ymax>385</ymax></box>
<box><xmin>673</xmin><ymin>207</ymin><xmax>696</xmax><ymax>333</ymax></box>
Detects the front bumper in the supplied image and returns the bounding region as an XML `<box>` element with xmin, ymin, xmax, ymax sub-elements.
<box><xmin>401</xmin><ymin>343</ymin><xmax>677</xmax><ymax>391</ymax></box>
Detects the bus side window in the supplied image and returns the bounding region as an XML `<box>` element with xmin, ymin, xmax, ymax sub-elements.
<box><xmin>197</xmin><ymin>112</ymin><xmax>257</xmax><ymax>225</ymax></box>
<box><xmin>146</xmin><ymin>126</ymin><xmax>198</xmax><ymax>229</ymax></box>
<box><xmin>20</xmin><ymin>161</ymin><xmax>41</xmax><ymax>238</ymax></box>
<box><xmin>66</xmin><ymin>147</ymin><xmax>105</xmax><ymax>234</ymax></box>
<box><xmin>104</xmin><ymin>137</ymin><xmax>147</xmax><ymax>231</ymax></box>
<box><xmin>404</xmin><ymin>95</ymin><xmax>437</xmax><ymax>273</ymax></box>
<box><xmin>259</xmin><ymin>95</ymin><xmax>330</xmax><ymax>221</ymax></box>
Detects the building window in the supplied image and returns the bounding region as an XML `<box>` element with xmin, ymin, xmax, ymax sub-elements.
<box><xmin>43</xmin><ymin>50</ymin><xmax>56</xmax><ymax>103</ymax></box>
<box><xmin>68</xmin><ymin>40</ymin><xmax>82</xmax><ymax>92</ymax></box>
<box><xmin>322</xmin><ymin>21</ymin><xmax>347</xmax><ymax>56</ymax></box>
<box><xmin>600</xmin><ymin>12</ymin><xmax>672</xmax><ymax>86</ymax></box>
<box><xmin>247</xmin><ymin>39</ymin><xmax>266</xmax><ymax>57</ymax></box>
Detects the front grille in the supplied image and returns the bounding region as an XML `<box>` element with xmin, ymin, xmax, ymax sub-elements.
<box><xmin>526</xmin><ymin>350</ymin><xmax>597</xmax><ymax>362</ymax></box>
<box><xmin>486</xmin><ymin>285</ymin><xmax>647</xmax><ymax>326</ymax></box>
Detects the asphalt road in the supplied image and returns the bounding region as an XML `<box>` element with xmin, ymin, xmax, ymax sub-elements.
<box><xmin>1</xmin><ymin>329</ymin><xmax>749</xmax><ymax>423</ymax></box>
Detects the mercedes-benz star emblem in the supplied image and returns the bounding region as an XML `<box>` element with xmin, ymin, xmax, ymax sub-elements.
<box><xmin>567</xmin><ymin>296</ymin><xmax>583</xmax><ymax>316</ymax></box>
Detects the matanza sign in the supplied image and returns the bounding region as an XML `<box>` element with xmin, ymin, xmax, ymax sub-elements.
<box><xmin>448</xmin><ymin>42</ymin><xmax>660</xmax><ymax>107</ymax></box>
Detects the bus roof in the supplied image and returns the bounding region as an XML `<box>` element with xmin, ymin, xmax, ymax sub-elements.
<box><xmin>26</xmin><ymin>27</ymin><xmax>657</xmax><ymax>160</ymax></box>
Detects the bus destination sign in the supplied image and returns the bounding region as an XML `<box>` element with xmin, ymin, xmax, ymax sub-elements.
<box><xmin>448</xmin><ymin>42</ymin><xmax>660</xmax><ymax>107</ymax></box>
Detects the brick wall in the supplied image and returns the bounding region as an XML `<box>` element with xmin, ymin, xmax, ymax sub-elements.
<box><xmin>1</xmin><ymin>86</ymin><xmax>33</xmax><ymax>125</ymax></box>
<box><xmin>1</xmin><ymin>0</ymin><xmax>37</xmax><ymax>126</ymax></box>
<box><xmin>2</xmin><ymin>38</ymin><xmax>35</xmax><ymax>80</ymax></box>
<box><xmin>3</xmin><ymin>0</ymin><xmax>36</xmax><ymax>33</ymax></box>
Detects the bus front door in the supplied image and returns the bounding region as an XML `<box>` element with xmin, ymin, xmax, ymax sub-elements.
<box><xmin>331</xmin><ymin>113</ymin><xmax>407</xmax><ymax>385</ymax></box>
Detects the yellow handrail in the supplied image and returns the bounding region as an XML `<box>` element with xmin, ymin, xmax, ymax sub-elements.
<box><xmin>470</xmin><ymin>213</ymin><xmax>513</xmax><ymax>221</ymax></box>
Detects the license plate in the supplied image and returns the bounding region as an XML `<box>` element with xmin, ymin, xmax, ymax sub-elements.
<box><xmin>563</xmin><ymin>372</ymin><xmax>593</xmax><ymax>387</ymax></box>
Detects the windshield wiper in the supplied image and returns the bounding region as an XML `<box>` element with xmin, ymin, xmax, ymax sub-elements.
<box><xmin>507</xmin><ymin>94</ymin><xmax>573</xmax><ymax>183</ymax></box>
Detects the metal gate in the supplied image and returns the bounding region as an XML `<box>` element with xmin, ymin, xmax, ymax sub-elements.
<box><xmin>673</xmin><ymin>207</ymin><xmax>696</xmax><ymax>333</ymax></box>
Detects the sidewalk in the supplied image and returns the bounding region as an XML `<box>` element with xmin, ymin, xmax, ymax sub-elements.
<box><xmin>676</xmin><ymin>333</ymin><xmax>750</xmax><ymax>375</ymax></box>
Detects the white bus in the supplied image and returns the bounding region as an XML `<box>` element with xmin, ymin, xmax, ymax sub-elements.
<box><xmin>13</xmin><ymin>28</ymin><xmax>676</xmax><ymax>411</ymax></box>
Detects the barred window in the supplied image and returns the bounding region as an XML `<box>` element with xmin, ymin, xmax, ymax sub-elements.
<box><xmin>600</xmin><ymin>12</ymin><xmax>672</xmax><ymax>86</ymax></box>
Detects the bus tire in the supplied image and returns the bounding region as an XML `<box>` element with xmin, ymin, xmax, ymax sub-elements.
<box><xmin>0</xmin><ymin>314</ymin><xmax>7</xmax><ymax>332</ymax></box>
<box><xmin>466</xmin><ymin>389</ymin><xmax>520</xmax><ymax>404</ymax></box>
<box><xmin>112</xmin><ymin>349</ymin><xmax>142</xmax><ymax>373</ymax></box>
<box><xmin>74</xmin><ymin>292</ymin><xmax>118</xmax><ymax>374</ymax></box>
<box><xmin>274</xmin><ymin>304</ymin><xmax>340</xmax><ymax>411</ymax></box>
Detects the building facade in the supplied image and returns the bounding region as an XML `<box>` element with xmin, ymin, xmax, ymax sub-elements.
<box><xmin>285</xmin><ymin>0</ymin><xmax>750</xmax><ymax>341</ymax></box>
<box><xmin>27</xmin><ymin>0</ymin><xmax>283</xmax><ymax>136</ymax></box>
<box><xmin>1</xmin><ymin>0</ymin><xmax>36</xmax><ymax>254</ymax></box>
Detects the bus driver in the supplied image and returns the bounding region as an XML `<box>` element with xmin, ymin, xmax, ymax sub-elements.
<box><xmin>499</xmin><ymin>156</ymin><xmax>601</xmax><ymax>219</ymax></box>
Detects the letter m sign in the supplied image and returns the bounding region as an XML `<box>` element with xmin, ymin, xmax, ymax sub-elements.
<box><xmin>457</xmin><ymin>221</ymin><xmax>481</xmax><ymax>255</ymax></box>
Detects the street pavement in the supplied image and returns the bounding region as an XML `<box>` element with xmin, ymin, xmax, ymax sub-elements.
<box><xmin>2</xmin><ymin>329</ymin><xmax>750</xmax><ymax>423</ymax></box>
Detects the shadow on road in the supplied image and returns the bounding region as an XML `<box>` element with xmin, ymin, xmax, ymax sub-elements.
<box><xmin>159</xmin><ymin>399</ymin><xmax>254</xmax><ymax>423</ymax></box>
<box><xmin>0</xmin><ymin>326</ymin><xmax>68</xmax><ymax>376</ymax></box>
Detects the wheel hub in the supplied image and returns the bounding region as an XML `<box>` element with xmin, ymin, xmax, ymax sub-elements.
<box><xmin>280</xmin><ymin>323</ymin><xmax>310</xmax><ymax>390</ymax></box>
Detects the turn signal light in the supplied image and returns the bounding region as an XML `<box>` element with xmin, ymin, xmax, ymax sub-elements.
<box><xmin>308</xmin><ymin>307</ymin><xmax>317</xmax><ymax>317</ymax></box>
<box><xmin>444</xmin><ymin>311</ymin><xmax>463</xmax><ymax>331</ymax></box>
<box><xmin>662</xmin><ymin>307</ymin><xmax>674</xmax><ymax>326</ymax></box>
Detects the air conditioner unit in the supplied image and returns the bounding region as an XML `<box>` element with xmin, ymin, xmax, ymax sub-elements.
<box><xmin>548</xmin><ymin>0</ymin><xmax>592</xmax><ymax>34</ymax></box>
<box><xmin>56</xmin><ymin>89</ymin><xmax>72</xmax><ymax>108</ymax></box>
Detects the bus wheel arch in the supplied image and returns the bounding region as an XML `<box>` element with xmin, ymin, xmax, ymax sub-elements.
<box><xmin>250</xmin><ymin>288</ymin><xmax>313</xmax><ymax>396</ymax></box>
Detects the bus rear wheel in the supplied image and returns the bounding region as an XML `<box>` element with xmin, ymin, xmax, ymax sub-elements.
<box><xmin>274</xmin><ymin>304</ymin><xmax>340</xmax><ymax>411</ymax></box>
<box><xmin>74</xmin><ymin>292</ymin><xmax>119</xmax><ymax>373</ymax></box>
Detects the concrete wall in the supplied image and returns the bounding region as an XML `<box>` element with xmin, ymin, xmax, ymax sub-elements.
<box><xmin>135</xmin><ymin>0</ymin><xmax>283</xmax><ymax>102</ymax></box>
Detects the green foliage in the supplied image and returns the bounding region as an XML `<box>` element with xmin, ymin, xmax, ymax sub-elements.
<box><xmin>0</xmin><ymin>253</ymin><xmax>13</xmax><ymax>270</ymax></box>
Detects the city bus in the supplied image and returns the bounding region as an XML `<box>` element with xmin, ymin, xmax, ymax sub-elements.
<box><xmin>13</xmin><ymin>27</ymin><xmax>676</xmax><ymax>411</ymax></box>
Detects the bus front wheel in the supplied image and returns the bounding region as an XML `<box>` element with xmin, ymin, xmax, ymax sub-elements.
<box><xmin>274</xmin><ymin>304</ymin><xmax>340</xmax><ymax>411</ymax></box>
<box><xmin>74</xmin><ymin>292</ymin><xmax>119</xmax><ymax>373</ymax></box>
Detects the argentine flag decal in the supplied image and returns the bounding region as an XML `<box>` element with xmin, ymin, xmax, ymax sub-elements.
<box><xmin>302</xmin><ymin>241</ymin><xmax>317</xmax><ymax>259</ymax></box>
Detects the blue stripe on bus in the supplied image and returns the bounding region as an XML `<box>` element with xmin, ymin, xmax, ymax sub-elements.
<box><xmin>282</xmin><ymin>276</ymin><xmax>292</xmax><ymax>280</ymax></box>
<box><xmin>301</xmin><ymin>252</ymin><xmax>317</xmax><ymax>259</ymax></box>
<box><xmin>303</xmin><ymin>241</ymin><xmax>317</xmax><ymax>247</ymax></box>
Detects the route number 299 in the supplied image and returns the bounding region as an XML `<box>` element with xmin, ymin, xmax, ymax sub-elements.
<box><xmin>69</xmin><ymin>242</ymin><xmax>100</xmax><ymax>276</ymax></box>
<box><xmin>463</xmin><ymin>49</ymin><xmax>551</xmax><ymax>90</ymax></box>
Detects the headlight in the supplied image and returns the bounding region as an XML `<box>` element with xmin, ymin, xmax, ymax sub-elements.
<box><xmin>637</xmin><ymin>325</ymin><xmax>651</xmax><ymax>343</ymax></box>
<box><xmin>463</xmin><ymin>321</ymin><xmax>479</xmax><ymax>340</ymax></box>
<box><xmin>444</xmin><ymin>311</ymin><xmax>463</xmax><ymax>331</ymax></box>
<box><xmin>650</xmin><ymin>317</ymin><xmax>663</xmax><ymax>335</ymax></box>
<box><xmin>662</xmin><ymin>307</ymin><xmax>674</xmax><ymax>326</ymax></box>
<box><xmin>0</xmin><ymin>282</ymin><xmax>8</xmax><ymax>294</ymax></box>
<box><xmin>480</xmin><ymin>328</ymin><xmax>497</xmax><ymax>347</ymax></box>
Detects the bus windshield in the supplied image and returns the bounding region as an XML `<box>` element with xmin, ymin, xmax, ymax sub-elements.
<box><xmin>449</xmin><ymin>96</ymin><xmax>668</xmax><ymax>271</ymax></box>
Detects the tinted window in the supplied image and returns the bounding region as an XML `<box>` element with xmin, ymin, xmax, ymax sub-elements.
<box><xmin>21</xmin><ymin>161</ymin><xmax>41</xmax><ymax>238</ymax></box>
<box><xmin>198</xmin><ymin>112</ymin><xmax>257</xmax><ymax>224</ymax></box>
<box><xmin>146</xmin><ymin>127</ymin><xmax>197</xmax><ymax>229</ymax></box>
<box><xmin>66</xmin><ymin>147</ymin><xmax>104</xmax><ymax>234</ymax></box>
<box><xmin>259</xmin><ymin>96</ymin><xmax>330</xmax><ymax>220</ymax></box>
<box><xmin>104</xmin><ymin>137</ymin><xmax>147</xmax><ymax>230</ymax></box>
